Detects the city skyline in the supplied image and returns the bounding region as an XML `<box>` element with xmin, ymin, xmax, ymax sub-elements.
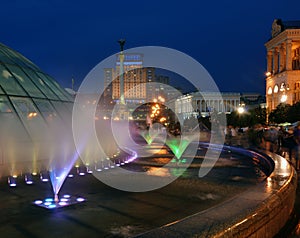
<box><xmin>1</xmin><ymin>1</ymin><xmax>300</xmax><ymax>94</ymax></box>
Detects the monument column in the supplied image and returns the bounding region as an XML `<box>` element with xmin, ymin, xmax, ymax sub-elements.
<box><xmin>267</xmin><ymin>51</ymin><xmax>273</xmax><ymax>73</ymax></box>
<box><xmin>118</xmin><ymin>39</ymin><xmax>126</xmax><ymax>105</ymax></box>
<box><xmin>286</xmin><ymin>39</ymin><xmax>292</xmax><ymax>70</ymax></box>
<box><xmin>272</xmin><ymin>47</ymin><xmax>279</xmax><ymax>73</ymax></box>
<box><xmin>279</xmin><ymin>44</ymin><xmax>285</xmax><ymax>72</ymax></box>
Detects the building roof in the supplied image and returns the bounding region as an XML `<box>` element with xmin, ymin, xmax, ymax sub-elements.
<box><xmin>0</xmin><ymin>41</ymin><xmax>73</xmax><ymax>142</ymax></box>
<box><xmin>281</xmin><ymin>20</ymin><xmax>300</xmax><ymax>29</ymax></box>
<box><xmin>271</xmin><ymin>19</ymin><xmax>300</xmax><ymax>38</ymax></box>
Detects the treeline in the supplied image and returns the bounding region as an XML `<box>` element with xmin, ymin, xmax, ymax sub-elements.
<box><xmin>268</xmin><ymin>102</ymin><xmax>300</xmax><ymax>124</ymax></box>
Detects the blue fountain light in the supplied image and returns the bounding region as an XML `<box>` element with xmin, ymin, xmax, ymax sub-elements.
<box><xmin>34</xmin><ymin>194</ymin><xmax>85</xmax><ymax>210</ymax></box>
<box><xmin>40</xmin><ymin>172</ymin><xmax>50</xmax><ymax>182</ymax></box>
<box><xmin>34</xmin><ymin>200</ymin><xmax>43</xmax><ymax>205</ymax></box>
<box><xmin>85</xmin><ymin>165</ymin><xmax>93</xmax><ymax>174</ymax></box>
<box><xmin>8</xmin><ymin>176</ymin><xmax>17</xmax><ymax>187</ymax></box>
<box><xmin>25</xmin><ymin>174</ymin><xmax>34</xmax><ymax>185</ymax></box>
<box><xmin>77</xmin><ymin>167</ymin><xmax>86</xmax><ymax>176</ymax></box>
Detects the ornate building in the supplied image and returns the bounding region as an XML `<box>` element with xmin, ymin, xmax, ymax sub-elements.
<box><xmin>265</xmin><ymin>19</ymin><xmax>300</xmax><ymax>113</ymax></box>
<box><xmin>175</xmin><ymin>92</ymin><xmax>241</xmax><ymax>120</ymax></box>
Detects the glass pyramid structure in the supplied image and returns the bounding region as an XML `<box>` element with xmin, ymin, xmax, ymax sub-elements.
<box><xmin>0</xmin><ymin>42</ymin><xmax>74</xmax><ymax>176</ymax></box>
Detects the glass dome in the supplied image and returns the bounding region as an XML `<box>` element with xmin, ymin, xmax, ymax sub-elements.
<box><xmin>0</xmin><ymin>42</ymin><xmax>74</xmax><ymax>176</ymax></box>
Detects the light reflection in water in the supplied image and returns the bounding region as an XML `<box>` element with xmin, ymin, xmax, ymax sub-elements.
<box><xmin>146</xmin><ymin>149</ymin><xmax>168</xmax><ymax>155</ymax></box>
<box><xmin>266</xmin><ymin>177</ymin><xmax>273</xmax><ymax>193</ymax></box>
<box><xmin>170</xmin><ymin>168</ymin><xmax>188</xmax><ymax>177</ymax></box>
<box><xmin>146</xmin><ymin>167</ymin><xmax>170</xmax><ymax>177</ymax></box>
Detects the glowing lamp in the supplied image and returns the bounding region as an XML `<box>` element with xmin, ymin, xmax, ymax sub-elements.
<box><xmin>237</xmin><ymin>107</ymin><xmax>245</xmax><ymax>114</ymax></box>
<box><xmin>281</xmin><ymin>94</ymin><xmax>287</xmax><ymax>103</ymax></box>
<box><xmin>40</xmin><ymin>172</ymin><xmax>50</xmax><ymax>182</ymax></box>
<box><xmin>25</xmin><ymin>174</ymin><xmax>34</xmax><ymax>185</ymax></box>
<box><xmin>8</xmin><ymin>176</ymin><xmax>17</xmax><ymax>187</ymax></box>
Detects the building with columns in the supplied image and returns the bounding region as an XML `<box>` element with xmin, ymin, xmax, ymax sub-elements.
<box><xmin>175</xmin><ymin>92</ymin><xmax>241</xmax><ymax>120</ymax></box>
<box><xmin>265</xmin><ymin>19</ymin><xmax>300</xmax><ymax>113</ymax></box>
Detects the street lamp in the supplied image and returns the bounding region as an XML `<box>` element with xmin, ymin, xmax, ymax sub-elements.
<box><xmin>237</xmin><ymin>106</ymin><xmax>245</xmax><ymax>114</ymax></box>
<box><xmin>237</xmin><ymin>103</ymin><xmax>245</xmax><ymax>114</ymax></box>
<box><xmin>265</xmin><ymin>72</ymin><xmax>272</xmax><ymax>77</ymax></box>
<box><xmin>280</xmin><ymin>94</ymin><xmax>288</xmax><ymax>103</ymax></box>
<box><xmin>153</xmin><ymin>96</ymin><xmax>165</xmax><ymax>103</ymax></box>
<box><xmin>237</xmin><ymin>103</ymin><xmax>246</xmax><ymax>129</ymax></box>
<box><xmin>279</xmin><ymin>83</ymin><xmax>290</xmax><ymax>103</ymax></box>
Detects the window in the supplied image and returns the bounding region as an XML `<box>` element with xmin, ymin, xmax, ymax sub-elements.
<box><xmin>267</xmin><ymin>87</ymin><xmax>272</xmax><ymax>95</ymax></box>
<box><xmin>274</xmin><ymin>84</ymin><xmax>279</xmax><ymax>93</ymax></box>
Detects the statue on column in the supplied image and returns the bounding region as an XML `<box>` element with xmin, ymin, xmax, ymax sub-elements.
<box><xmin>118</xmin><ymin>39</ymin><xmax>126</xmax><ymax>51</ymax></box>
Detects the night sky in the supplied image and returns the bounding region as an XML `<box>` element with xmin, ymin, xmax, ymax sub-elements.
<box><xmin>1</xmin><ymin>0</ymin><xmax>300</xmax><ymax>94</ymax></box>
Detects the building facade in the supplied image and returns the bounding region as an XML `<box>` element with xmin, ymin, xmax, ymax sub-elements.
<box><xmin>265</xmin><ymin>19</ymin><xmax>300</xmax><ymax>113</ymax></box>
<box><xmin>146</xmin><ymin>75</ymin><xmax>171</xmax><ymax>102</ymax></box>
<box><xmin>240</xmin><ymin>93</ymin><xmax>266</xmax><ymax>109</ymax></box>
<box><xmin>175</xmin><ymin>92</ymin><xmax>241</xmax><ymax>120</ymax></box>
<box><xmin>104</xmin><ymin>53</ymin><xmax>155</xmax><ymax>104</ymax></box>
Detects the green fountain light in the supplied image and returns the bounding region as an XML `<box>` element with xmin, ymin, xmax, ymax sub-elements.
<box><xmin>165</xmin><ymin>131</ymin><xmax>200</xmax><ymax>160</ymax></box>
<box><xmin>140</xmin><ymin>129</ymin><xmax>161</xmax><ymax>145</ymax></box>
<box><xmin>141</xmin><ymin>131</ymin><xmax>155</xmax><ymax>145</ymax></box>
<box><xmin>165</xmin><ymin>138</ymin><xmax>191</xmax><ymax>159</ymax></box>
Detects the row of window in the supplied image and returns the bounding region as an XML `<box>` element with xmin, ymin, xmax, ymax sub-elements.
<box><xmin>267</xmin><ymin>82</ymin><xmax>292</xmax><ymax>95</ymax></box>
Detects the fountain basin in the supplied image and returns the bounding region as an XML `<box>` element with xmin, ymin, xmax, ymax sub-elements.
<box><xmin>135</xmin><ymin>146</ymin><xmax>297</xmax><ymax>238</ymax></box>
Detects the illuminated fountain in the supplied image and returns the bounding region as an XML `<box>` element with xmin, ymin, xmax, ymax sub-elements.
<box><xmin>139</xmin><ymin>123</ymin><xmax>165</xmax><ymax>146</ymax></box>
<box><xmin>165</xmin><ymin>137</ymin><xmax>193</xmax><ymax>160</ymax></box>
<box><xmin>30</xmin><ymin>118</ymin><xmax>140</xmax><ymax>209</ymax></box>
<box><xmin>140</xmin><ymin>130</ymin><xmax>157</xmax><ymax>145</ymax></box>
<box><xmin>30</xmin><ymin>131</ymin><xmax>88</xmax><ymax>209</ymax></box>
<box><xmin>0</xmin><ymin>42</ymin><xmax>88</xmax><ymax>209</ymax></box>
<box><xmin>164</xmin><ymin>123</ymin><xmax>201</xmax><ymax>161</ymax></box>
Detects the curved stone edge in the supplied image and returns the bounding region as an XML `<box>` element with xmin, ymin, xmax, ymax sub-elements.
<box><xmin>135</xmin><ymin>148</ymin><xmax>297</xmax><ymax>238</ymax></box>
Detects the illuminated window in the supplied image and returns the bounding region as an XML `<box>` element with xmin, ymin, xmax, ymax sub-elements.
<box><xmin>274</xmin><ymin>84</ymin><xmax>279</xmax><ymax>93</ymax></box>
<box><xmin>267</xmin><ymin>87</ymin><xmax>272</xmax><ymax>95</ymax></box>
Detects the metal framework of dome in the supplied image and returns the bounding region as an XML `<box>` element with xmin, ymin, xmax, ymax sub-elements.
<box><xmin>0</xmin><ymin>42</ymin><xmax>74</xmax><ymax>176</ymax></box>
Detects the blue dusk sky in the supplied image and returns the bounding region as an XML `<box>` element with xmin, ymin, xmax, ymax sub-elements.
<box><xmin>1</xmin><ymin>0</ymin><xmax>300</xmax><ymax>94</ymax></box>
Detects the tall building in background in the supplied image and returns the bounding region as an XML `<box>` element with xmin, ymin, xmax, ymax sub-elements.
<box><xmin>265</xmin><ymin>19</ymin><xmax>300</xmax><ymax>113</ymax></box>
<box><xmin>104</xmin><ymin>68</ymin><xmax>113</xmax><ymax>98</ymax></box>
<box><xmin>114</xmin><ymin>53</ymin><xmax>141</xmax><ymax>103</ymax></box>
<box><xmin>147</xmin><ymin>75</ymin><xmax>169</xmax><ymax>102</ymax></box>
<box><xmin>102</xmin><ymin>53</ymin><xmax>157</xmax><ymax>119</ymax></box>
<box><xmin>106</xmin><ymin>53</ymin><xmax>155</xmax><ymax>104</ymax></box>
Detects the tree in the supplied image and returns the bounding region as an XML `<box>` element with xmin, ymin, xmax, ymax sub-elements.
<box><xmin>250</xmin><ymin>106</ymin><xmax>266</xmax><ymax>125</ymax></box>
<box><xmin>226</xmin><ymin>106</ymin><xmax>266</xmax><ymax>127</ymax></box>
<box><xmin>268</xmin><ymin>103</ymin><xmax>291</xmax><ymax>124</ymax></box>
<box><xmin>287</xmin><ymin>101</ymin><xmax>300</xmax><ymax>123</ymax></box>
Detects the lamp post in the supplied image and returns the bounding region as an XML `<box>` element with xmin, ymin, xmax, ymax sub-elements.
<box><xmin>237</xmin><ymin>103</ymin><xmax>245</xmax><ymax>129</ymax></box>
